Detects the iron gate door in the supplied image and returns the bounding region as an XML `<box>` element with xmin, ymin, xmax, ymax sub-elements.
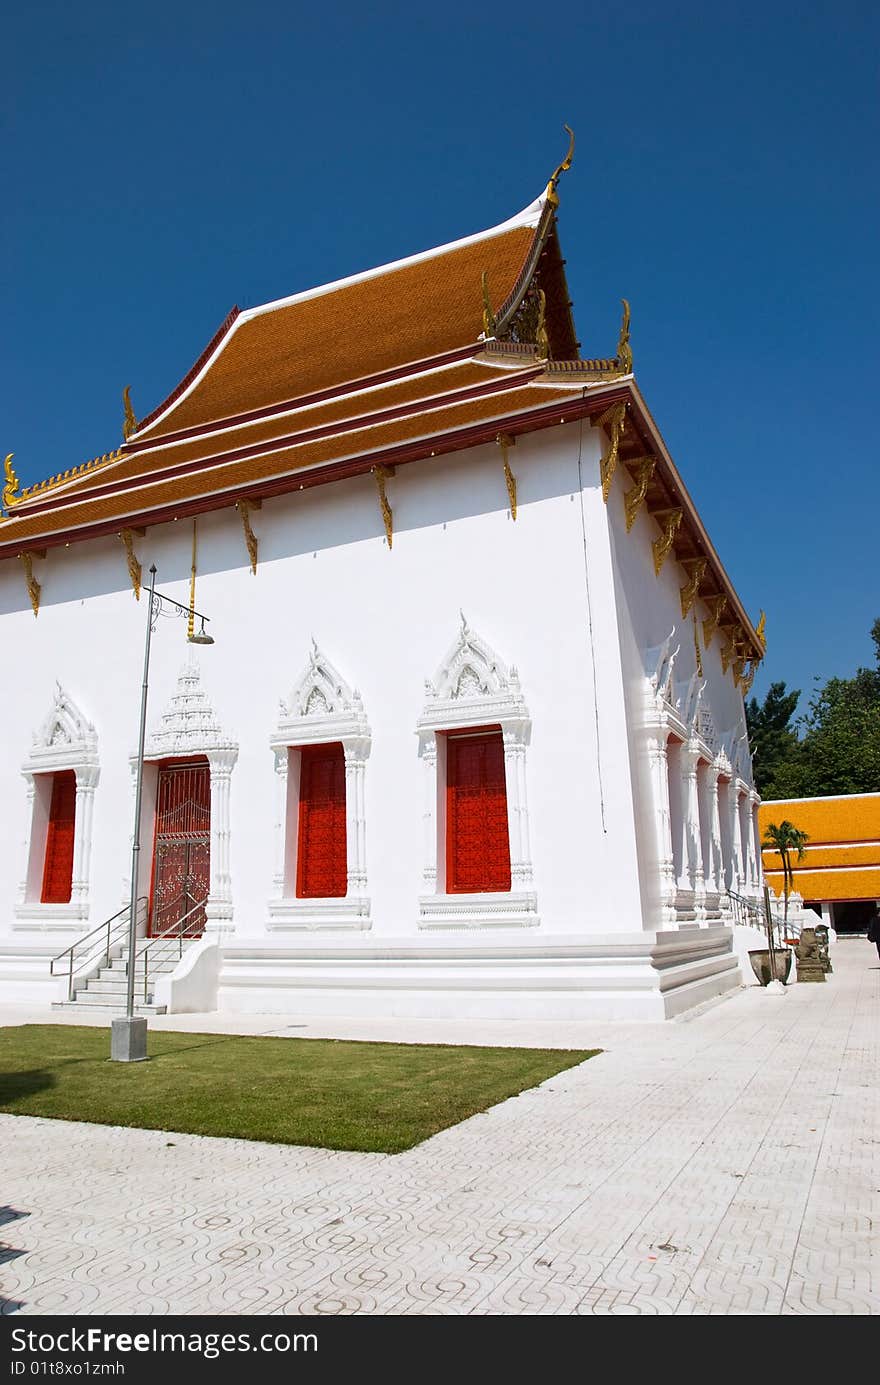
<box><xmin>150</xmin><ymin>762</ymin><xmax>210</xmax><ymax>936</ymax></box>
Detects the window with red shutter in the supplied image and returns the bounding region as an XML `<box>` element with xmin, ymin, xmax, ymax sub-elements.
<box><xmin>446</xmin><ymin>730</ymin><xmax>511</xmax><ymax>894</ymax></box>
<box><xmin>40</xmin><ymin>770</ymin><xmax>77</xmax><ymax>904</ymax></box>
<box><xmin>296</xmin><ymin>743</ymin><xmax>347</xmax><ymax>898</ymax></box>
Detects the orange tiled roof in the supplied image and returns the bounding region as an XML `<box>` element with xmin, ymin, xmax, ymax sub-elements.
<box><xmin>759</xmin><ymin>794</ymin><xmax>880</xmax><ymax>845</ymax></box>
<box><xmin>760</xmin><ymin>794</ymin><xmax>880</xmax><ymax>902</ymax></box>
<box><xmin>764</xmin><ymin>866</ymin><xmax>880</xmax><ymax>902</ymax></box>
<box><xmin>16</xmin><ymin>359</ymin><xmax>535</xmax><ymax>509</ymax></box>
<box><xmin>0</xmin><ymin>374</ymin><xmax>578</xmax><ymax>545</ymax></box>
<box><xmin>133</xmin><ymin>219</ymin><xmax>538</xmax><ymax>441</ymax></box>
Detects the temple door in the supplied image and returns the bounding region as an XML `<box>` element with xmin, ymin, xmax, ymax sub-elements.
<box><xmin>150</xmin><ymin>761</ymin><xmax>211</xmax><ymax>936</ymax></box>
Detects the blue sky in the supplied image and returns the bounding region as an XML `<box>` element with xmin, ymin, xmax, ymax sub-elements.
<box><xmin>4</xmin><ymin>1</ymin><xmax>878</xmax><ymax>711</ymax></box>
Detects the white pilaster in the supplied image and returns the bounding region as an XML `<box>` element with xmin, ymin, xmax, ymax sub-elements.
<box><xmin>646</xmin><ymin>727</ymin><xmax>677</xmax><ymax>925</ymax></box>
<box><xmin>204</xmin><ymin>747</ymin><xmax>237</xmax><ymax>933</ymax></box>
<box><xmin>682</xmin><ymin>744</ymin><xmax>705</xmax><ymax>919</ymax></box>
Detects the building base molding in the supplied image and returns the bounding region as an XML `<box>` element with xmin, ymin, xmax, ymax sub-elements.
<box><xmin>0</xmin><ymin>946</ymin><xmax>70</xmax><ymax>1005</ymax></box>
<box><xmin>418</xmin><ymin>891</ymin><xmax>539</xmax><ymax>930</ymax></box>
<box><xmin>217</xmin><ymin>927</ymin><xmax>740</xmax><ymax>1022</ymax></box>
<box><xmin>267</xmin><ymin>897</ymin><xmax>372</xmax><ymax>932</ymax></box>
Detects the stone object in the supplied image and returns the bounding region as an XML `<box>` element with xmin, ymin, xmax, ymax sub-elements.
<box><xmin>111</xmin><ymin>1015</ymin><xmax>148</xmax><ymax>1062</ymax></box>
<box><xmin>795</xmin><ymin>928</ymin><xmax>826</xmax><ymax>984</ymax></box>
<box><xmin>814</xmin><ymin>924</ymin><xmax>833</xmax><ymax>974</ymax></box>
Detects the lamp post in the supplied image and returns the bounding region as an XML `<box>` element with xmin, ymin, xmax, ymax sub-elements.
<box><xmin>111</xmin><ymin>564</ymin><xmax>215</xmax><ymax>1064</ymax></box>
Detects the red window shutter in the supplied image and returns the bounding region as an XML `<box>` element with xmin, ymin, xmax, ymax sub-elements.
<box><xmin>446</xmin><ymin>731</ymin><xmax>511</xmax><ymax>894</ymax></box>
<box><xmin>40</xmin><ymin>770</ymin><xmax>77</xmax><ymax>904</ymax></box>
<box><xmin>296</xmin><ymin>744</ymin><xmax>347</xmax><ymax>898</ymax></box>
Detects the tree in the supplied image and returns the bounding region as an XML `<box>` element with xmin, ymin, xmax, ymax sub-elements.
<box><xmin>746</xmin><ymin>681</ymin><xmax>801</xmax><ymax>799</ymax></box>
<box><xmin>751</xmin><ymin>618</ymin><xmax>880</xmax><ymax>800</ymax></box>
<box><xmin>762</xmin><ymin>819</ymin><xmax>809</xmax><ymax>922</ymax></box>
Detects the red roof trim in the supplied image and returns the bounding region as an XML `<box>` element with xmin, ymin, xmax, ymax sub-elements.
<box><xmin>14</xmin><ymin>367</ymin><xmax>544</xmax><ymax>518</ymax></box>
<box><xmin>0</xmin><ymin>389</ymin><xmax>618</xmax><ymax>556</ymax></box>
<box><xmin>134</xmin><ymin>305</ymin><xmax>241</xmax><ymax>436</ymax></box>
<box><xmin>124</xmin><ymin>344</ymin><xmax>482</xmax><ymax>453</ymax></box>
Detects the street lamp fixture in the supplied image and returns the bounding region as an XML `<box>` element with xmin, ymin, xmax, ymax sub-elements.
<box><xmin>111</xmin><ymin>564</ymin><xmax>215</xmax><ymax>1063</ymax></box>
<box><xmin>188</xmin><ymin>617</ymin><xmax>214</xmax><ymax>646</ymax></box>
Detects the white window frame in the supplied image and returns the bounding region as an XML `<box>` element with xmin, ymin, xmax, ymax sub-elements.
<box><xmin>416</xmin><ymin>617</ymin><xmax>537</xmax><ymax>930</ymax></box>
<box><xmin>15</xmin><ymin>683</ymin><xmax>99</xmax><ymax>929</ymax></box>
<box><xmin>268</xmin><ymin>643</ymin><xmax>371</xmax><ymax>931</ymax></box>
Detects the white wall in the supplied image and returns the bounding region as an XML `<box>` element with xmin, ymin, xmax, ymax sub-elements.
<box><xmin>605</xmin><ymin>444</ymin><xmax>753</xmax><ymax>926</ymax></box>
<box><xmin>0</xmin><ymin>421</ymin><xmax>648</xmax><ymax>955</ymax></box>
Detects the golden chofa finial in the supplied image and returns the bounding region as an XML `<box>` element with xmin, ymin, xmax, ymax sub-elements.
<box><xmin>616</xmin><ymin>298</ymin><xmax>633</xmax><ymax>374</ymax></box>
<box><xmin>122</xmin><ymin>385</ymin><xmax>137</xmax><ymax>441</ymax></box>
<box><xmin>546</xmin><ymin>124</ymin><xmax>575</xmax><ymax>209</ymax></box>
<box><xmin>756</xmin><ymin>610</ymin><xmax>767</xmax><ymax>651</ymax></box>
<box><xmin>3</xmin><ymin>453</ymin><xmax>20</xmax><ymax>511</ymax></box>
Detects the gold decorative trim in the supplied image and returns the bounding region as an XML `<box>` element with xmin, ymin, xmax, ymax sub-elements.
<box><xmin>122</xmin><ymin>386</ymin><xmax>137</xmax><ymax>441</ymax></box>
<box><xmin>545</xmin><ymin>124</ymin><xmax>575</xmax><ymax>208</ymax></box>
<box><xmin>679</xmin><ymin>558</ymin><xmax>707</xmax><ymax>619</ymax></box>
<box><xmin>651</xmin><ymin>509</ymin><xmax>683</xmax><ymax>576</ymax></box>
<box><xmin>119</xmin><ymin>528</ymin><xmax>142</xmax><ymax>599</ymax></box>
<box><xmin>236</xmin><ymin>500</ymin><xmax>259</xmax><ymax>575</ymax></box>
<box><xmin>19</xmin><ymin>448</ymin><xmax>124</xmax><ymax>500</ymax></box>
<box><xmin>593</xmin><ymin>401</ymin><xmax>627</xmax><ymax>503</ymax></box>
<box><xmin>741</xmin><ymin>661</ymin><xmax>757</xmax><ymax>696</ymax></box>
<box><xmin>756</xmin><ymin>610</ymin><xmax>767</xmax><ymax>652</ymax></box>
<box><xmin>481</xmin><ymin>271</ymin><xmax>496</xmax><ymax>339</ymax></box>
<box><xmin>188</xmin><ymin>520</ymin><xmax>197</xmax><ymax>639</ymax></box>
<box><xmin>693</xmin><ymin>613</ymin><xmax>704</xmax><ymax>678</ymax></box>
<box><xmin>615</xmin><ymin>298</ymin><xmax>633</xmax><ymax>374</ymax></box>
<box><xmin>373</xmin><ymin>465</ymin><xmax>394</xmax><ymax>549</ymax></box>
<box><xmin>719</xmin><ymin>624</ymin><xmax>742</xmax><ymax>676</ymax></box>
<box><xmin>496</xmin><ymin>433</ymin><xmax>517</xmax><ymax>520</ymax></box>
<box><xmin>20</xmin><ymin>552</ymin><xmax>41</xmax><ymax>617</ymax></box>
<box><xmin>3</xmin><ymin>453</ymin><xmax>20</xmax><ymax>511</ymax></box>
<box><xmin>622</xmin><ymin>455</ymin><xmax>656</xmax><ymax>532</ymax></box>
<box><xmin>701</xmin><ymin>594</ymin><xmax>727</xmax><ymax>648</ymax></box>
<box><xmin>535</xmin><ymin>289</ymin><xmax>549</xmax><ymax>361</ymax></box>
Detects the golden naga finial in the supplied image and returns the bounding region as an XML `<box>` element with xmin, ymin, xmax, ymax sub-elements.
<box><xmin>481</xmin><ymin>270</ymin><xmax>496</xmax><ymax>338</ymax></box>
<box><xmin>122</xmin><ymin>385</ymin><xmax>137</xmax><ymax>441</ymax></box>
<box><xmin>3</xmin><ymin>453</ymin><xmax>20</xmax><ymax>511</ymax></box>
<box><xmin>616</xmin><ymin>298</ymin><xmax>633</xmax><ymax>374</ymax></box>
<box><xmin>545</xmin><ymin>124</ymin><xmax>575</xmax><ymax>208</ymax></box>
<box><xmin>756</xmin><ymin>610</ymin><xmax>767</xmax><ymax>651</ymax></box>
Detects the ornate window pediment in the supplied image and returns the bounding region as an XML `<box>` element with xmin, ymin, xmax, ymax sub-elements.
<box><xmin>419</xmin><ymin>614</ymin><xmax>529</xmax><ymax>735</ymax></box>
<box><xmin>274</xmin><ymin>640</ymin><xmax>369</xmax><ymax>747</ymax></box>
<box><xmin>645</xmin><ymin>629</ymin><xmax>679</xmax><ymax>711</ymax></box>
<box><xmin>28</xmin><ymin>682</ymin><xmax>98</xmax><ymax>773</ymax></box>
<box><xmin>142</xmin><ymin>658</ymin><xmax>235</xmax><ymax>760</ymax></box>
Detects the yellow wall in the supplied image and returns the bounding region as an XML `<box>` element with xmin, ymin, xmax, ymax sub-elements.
<box><xmin>760</xmin><ymin>794</ymin><xmax>880</xmax><ymax>902</ymax></box>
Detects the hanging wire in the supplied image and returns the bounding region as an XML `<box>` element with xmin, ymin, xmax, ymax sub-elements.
<box><xmin>575</xmin><ymin>393</ymin><xmax>608</xmax><ymax>834</ymax></box>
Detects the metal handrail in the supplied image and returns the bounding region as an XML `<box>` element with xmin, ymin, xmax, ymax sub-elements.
<box><xmin>727</xmin><ymin>889</ymin><xmax>800</xmax><ymax>947</ymax></box>
<box><xmin>136</xmin><ymin>896</ymin><xmax>207</xmax><ymax>1004</ymax></box>
<box><xmin>50</xmin><ymin>897</ymin><xmax>148</xmax><ymax>1002</ymax></box>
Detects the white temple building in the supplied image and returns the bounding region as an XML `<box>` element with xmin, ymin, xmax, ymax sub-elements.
<box><xmin>0</xmin><ymin>142</ymin><xmax>767</xmax><ymax>1021</ymax></box>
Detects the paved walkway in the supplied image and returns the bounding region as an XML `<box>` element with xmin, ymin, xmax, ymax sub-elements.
<box><xmin>0</xmin><ymin>942</ymin><xmax>877</xmax><ymax>1315</ymax></box>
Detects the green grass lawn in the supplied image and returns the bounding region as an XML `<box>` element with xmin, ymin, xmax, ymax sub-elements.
<box><xmin>0</xmin><ymin>1025</ymin><xmax>598</xmax><ymax>1153</ymax></box>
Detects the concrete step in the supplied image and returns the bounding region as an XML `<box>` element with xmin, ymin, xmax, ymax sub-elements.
<box><xmin>102</xmin><ymin>960</ymin><xmax>179</xmax><ymax>978</ymax></box>
<box><xmin>74</xmin><ymin>980</ymin><xmax>158</xmax><ymax>999</ymax></box>
<box><xmin>52</xmin><ymin>999</ymin><xmax>167</xmax><ymax>1015</ymax></box>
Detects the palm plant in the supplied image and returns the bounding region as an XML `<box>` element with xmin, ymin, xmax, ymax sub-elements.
<box><xmin>762</xmin><ymin>819</ymin><xmax>809</xmax><ymax>924</ymax></box>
